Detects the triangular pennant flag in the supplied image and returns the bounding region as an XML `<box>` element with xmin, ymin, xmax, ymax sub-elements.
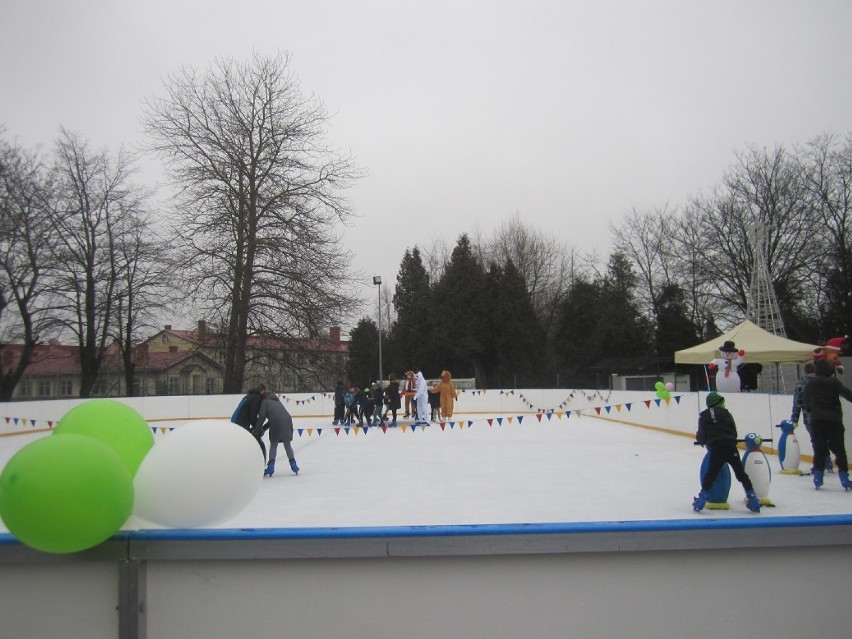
<box><xmin>536</xmin><ymin>414</ymin><xmax>543</xmax><ymax>422</ymax></box>
<box><xmin>507</xmin><ymin>416</ymin><xmax>514</xmax><ymax>424</ymax></box>
<box><xmin>605</xmin><ymin>406</ymin><xmax>612</xmax><ymax>414</ymax></box>
<box><xmin>487</xmin><ymin>418</ymin><xmax>494</xmax><ymax>427</ymax></box>
<box><xmin>654</xmin><ymin>398</ymin><xmax>662</xmax><ymax>407</ymax></box>
<box><xmin>615</xmin><ymin>404</ymin><xmax>622</xmax><ymax>412</ymax></box>
<box><xmin>440</xmin><ymin>423</ymin><xmax>446</xmax><ymax>431</ymax></box>
<box><xmin>675</xmin><ymin>396</ymin><xmax>682</xmax><ymax>404</ymax></box>
<box><xmin>297</xmin><ymin>428</ymin><xmax>304</xmax><ymax>437</ymax></box>
<box><xmin>13</xmin><ymin>417</ymin><xmax>19</xmax><ymax>425</ymax></box>
<box><xmin>594</xmin><ymin>407</ymin><xmax>602</xmax><ymax>415</ymax></box>
<box><xmin>335</xmin><ymin>427</ymin><xmax>341</xmax><ymax>435</ymax></box>
<box><xmin>644</xmin><ymin>400</ymin><xmax>652</xmax><ymax>408</ymax></box>
<box><xmin>381</xmin><ymin>425</ymin><xmax>387</xmax><ymax>433</ymax></box>
<box><xmin>411</xmin><ymin>423</ymin><xmax>418</xmax><ymax>431</ymax></box>
<box><xmin>458</xmin><ymin>421</ymin><xmax>465</xmax><ymax>430</ymax></box>
<box><xmin>316</xmin><ymin>429</ymin><xmax>322</xmax><ymax>436</ymax></box>
<box><xmin>48</xmin><ymin>420</ymin><xmax>54</xmax><ymax>428</ymax></box>
<box><xmin>400</xmin><ymin>424</ymin><xmax>408</xmax><ymax>432</ymax></box>
<box><xmin>664</xmin><ymin>397</ymin><xmax>672</xmax><ymax>405</ymax></box>
<box><xmin>497</xmin><ymin>417</ymin><xmax>504</xmax><ymax>426</ymax></box>
<box><xmin>307</xmin><ymin>429</ymin><xmax>314</xmax><ymax>437</ymax></box>
<box><xmin>624</xmin><ymin>403</ymin><xmax>632</xmax><ymax>411</ymax></box>
<box><xmin>344</xmin><ymin>427</ymin><xmax>351</xmax><ymax>435</ymax></box>
<box><xmin>466</xmin><ymin>420</ymin><xmax>473</xmax><ymax>428</ymax></box>
<box><xmin>517</xmin><ymin>416</ymin><xmax>524</xmax><ymax>424</ymax></box>
<box><xmin>4</xmin><ymin>417</ymin><xmax>9</xmax><ymax>424</ymax></box>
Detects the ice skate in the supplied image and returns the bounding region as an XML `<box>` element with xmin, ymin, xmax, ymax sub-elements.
<box><xmin>289</xmin><ymin>458</ymin><xmax>299</xmax><ymax>475</ymax></box>
<box><xmin>692</xmin><ymin>490</ymin><xmax>709</xmax><ymax>511</ymax></box>
<box><xmin>839</xmin><ymin>471</ymin><xmax>851</xmax><ymax>491</ymax></box>
<box><xmin>264</xmin><ymin>460</ymin><xmax>275</xmax><ymax>477</ymax></box>
<box><xmin>813</xmin><ymin>469</ymin><xmax>824</xmax><ymax>489</ymax></box>
<box><xmin>745</xmin><ymin>490</ymin><xmax>761</xmax><ymax>513</ymax></box>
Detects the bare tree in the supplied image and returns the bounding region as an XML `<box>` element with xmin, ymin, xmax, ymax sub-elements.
<box><xmin>611</xmin><ymin>205</ymin><xmax>678</xmax><ymax>320</ymax></box>
<box><xmin>47</xmin><ymin>128</ymin><xmax>145</xmax><ymax>397</ymax></box>
<box><xmin>798</xmin><ymin>132</ymin><xmax>852</xmax><ymax>335</ymax></box>
<box><xmin>480</xmin><ymin>212</ymin><xmax>590</xmax><ymax>336</ymax></box>
<box><xmin>112</xmin><ymin>213</ymin><xmax>179</xmax><ymax>396</ymax></box>
<box><xmin>142</xmin><ymin>52</ymin><xmax>363</xmax><ymax>392</ymax></box>
<box><xmin>0</xmin><ymin>133</ymin><xmax>59</xmax><ymax>399</ymax></box>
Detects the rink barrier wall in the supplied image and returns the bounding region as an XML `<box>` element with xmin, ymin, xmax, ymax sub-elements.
<box><xmin>2</xmin><ymin>391</ymin><xmax>852</xmax><ymax>638</ymax></box>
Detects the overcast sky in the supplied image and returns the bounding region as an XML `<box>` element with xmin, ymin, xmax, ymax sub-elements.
<box><xmin>3</xmin><ymin>1</ymin><xmax>852</xmax><ymax>316</ymax></box>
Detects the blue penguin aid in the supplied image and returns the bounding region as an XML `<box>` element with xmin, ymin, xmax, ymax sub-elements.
<box><xmin>742</xmin><ymin>433</ymin><xmax>773</xmax><ymax>507</ymax></box>
<box><xmin>776</xmin><ymin>420</ymin><xmax>802</xmax><ymax>475</ymax></box>
<box><xmin>699</xmin><ymin>448</ymin><xmax>731</xmax><ymax>509</ymax></box>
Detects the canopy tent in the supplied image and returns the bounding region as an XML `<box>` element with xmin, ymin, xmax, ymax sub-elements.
<box><xmin>674</xmin><ymin>319</ymin><xmax>819</xmax><ymax>365</ymax></box>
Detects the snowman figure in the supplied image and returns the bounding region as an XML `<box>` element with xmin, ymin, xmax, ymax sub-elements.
<box><xmin>707</xmin><ymin>340</ymin><xmax>745</xmax><ymax>393</ymax></box>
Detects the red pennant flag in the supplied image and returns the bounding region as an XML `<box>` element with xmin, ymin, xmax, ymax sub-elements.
<box><xmin>440</xmin><ymin>423</ymin><xmax>446</xmax><ymax>431</ymax></box>
<box><xmin>536</xmin><ymin>414</ymin><xmax>543</xmax><ymax>422</ymax></box>
<box><xmin>487</xmin><ymin>418</ymin><xmax>494</xmax><ymax>426</ymax></box>
<box><xmin>594</xmin><ymin>407</ymin><xmax>601</xmax><ymax>415</ymax></box>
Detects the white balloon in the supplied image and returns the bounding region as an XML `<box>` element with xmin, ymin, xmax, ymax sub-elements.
<box><xmin>133</xmin><ymin>420</ymin><xmax>265</xmax><ymax>528</ymax></box>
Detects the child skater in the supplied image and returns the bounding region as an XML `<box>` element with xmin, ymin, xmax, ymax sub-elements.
<box><xmin>693</xmin><ymin>392</ymin><xmax>760</xmax><ymax>513</ymax></box>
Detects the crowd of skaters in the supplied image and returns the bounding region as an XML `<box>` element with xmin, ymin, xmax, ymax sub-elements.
<box><xmin>332</xmin><ymin>369</ymin><xmax>459</xmax><ymax>428</ymax></box>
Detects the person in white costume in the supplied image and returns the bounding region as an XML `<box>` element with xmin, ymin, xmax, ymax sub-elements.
<box><xmin>413</xmin><ymin>369</ymin><xmax>430</xmax><ymax>426</ymax></box>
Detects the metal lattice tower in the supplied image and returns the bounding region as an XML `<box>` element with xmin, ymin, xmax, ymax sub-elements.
<box><xmin>746</xmin><ymin>222</ymin><xmax>793</xmax><ymax>391</ymax></box>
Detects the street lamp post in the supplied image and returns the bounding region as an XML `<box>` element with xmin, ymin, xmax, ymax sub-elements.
<box><xmin>373</xmin><ymin>275</ymin><xmax>383</xmax><ymax>384</ymax></box>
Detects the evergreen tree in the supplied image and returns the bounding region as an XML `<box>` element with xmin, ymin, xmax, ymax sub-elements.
<box><xmin>431</xmin><ymin>234</ymin><xmax>489</xmax><ymax>384</ymax></box>
<box><xmin>387</xmin><ymin>247</ymin><xmax>433</xmax><ymax>373</ymax></box>
<box><xmin>346</xmin><ymin>319</ymin><xmax>379</xmax><ymax>387</ymax></box>
<box><xmin>484</xmin><ymin>259</ymin><xmax>550</xmax><ymax>387</ymax></box>
<box><xmin>653</xmin><ymin>283</ymin><xmax>701</xmax><ymax>356</ymax></box>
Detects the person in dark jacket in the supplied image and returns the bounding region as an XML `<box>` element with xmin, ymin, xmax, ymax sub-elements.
<box><xmin>333</xmin><ymin>380</ymin><xmax>346</xmax><ymax>426</ymax></box>
<box><xmin>384</xmin><ymin>373</ymin><xmax>402</xmax><ymax>426</ymax></box>
<box><xmin>255</xmin><ymin>388</ymin><xmax>299</xmax><ymax>477</ymax></box>
<box><xmin>693</xmin><ymin>392</ymin><xmax>760</xmax><ymax>512</ymax></box>
<box><xmin>355</xmin><ymin>387</ymin><xmax>371</xmax><ymax>426</ymax></box>
<box><xmin>801</xmin><ymin>359</ymin><xmax>852</xmax><ymax>490</ymax></box>
<box><xmin>239</xmin><ymin>385</ymin><xmax>266</xmax><ymax>459</ymax></box>
<box><xmin>369</xmin><ymin>381</ymin><xmax>384</xmax><ymax>426</ymax></box>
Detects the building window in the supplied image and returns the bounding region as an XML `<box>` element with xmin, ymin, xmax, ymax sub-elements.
<box><xmin>18</xmin><ymin>381</ymin><xmax>32</xmax><ymax>398</ymax></box>
<box><xmin>206</xmin><ymin>378</ymin><xmax>216</xmax><ymax>394</ymax></box>
<box><xmin>37</xmin><ymin>379</ymin><xmax>52</xmax><ymax>397</ymax></box>
<box><xmin>169</xmin><ymin>377</ymin><xmax>179</xmax><ymax>395</ymax></box>
<box><xmin>92</xmin><ymin>381</ymin><xmax>107</xmax><ymax>396</ymax></box>
<box><xmin>59</xmin><ymin>379</ymin><xmax>73</xmax><ymax>396</ymax></box>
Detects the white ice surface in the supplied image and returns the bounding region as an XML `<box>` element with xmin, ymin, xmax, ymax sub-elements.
<box><xmin>1</xmin><ymin>414</ymin><xmax>848</xmax><ymax>534</ymax></box>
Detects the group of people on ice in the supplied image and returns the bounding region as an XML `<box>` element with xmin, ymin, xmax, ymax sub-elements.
<box><xmin>332</xmin><ymin>369</ymin><xmax>459</xmax><ymax>428</ymax></box>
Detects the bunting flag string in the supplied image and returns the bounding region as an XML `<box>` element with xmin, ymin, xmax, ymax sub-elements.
<box><xmin>285</xmin><ymin>396</ymin><xmax>684</xmax><ymax>437</ymax></box>
<box><xmin>0</xmin><ymin>395</ymin><xmax>682</xmax><ymax>439</ymax></box>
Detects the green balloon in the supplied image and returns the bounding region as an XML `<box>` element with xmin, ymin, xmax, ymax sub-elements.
<box><xmin>0</xmin><ymin>434</ymin><xmax>134</xmax><ymax>554</ymax></box>
<box><xmin>54</xmin><ymin>399</ymin><xmax>153</xmax><ymax>475</ymax></box>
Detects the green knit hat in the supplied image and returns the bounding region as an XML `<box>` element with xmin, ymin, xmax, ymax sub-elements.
<box><xmin>706</xmin><ymin>392</ymin><xmax>725</xmax><ymax>408</ymax></box>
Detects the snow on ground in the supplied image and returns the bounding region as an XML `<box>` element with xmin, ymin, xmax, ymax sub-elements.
<box><xmin>1</xmin><ymin>413</ymin><xmax>848</xmax><ymax>534</ymax></box>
